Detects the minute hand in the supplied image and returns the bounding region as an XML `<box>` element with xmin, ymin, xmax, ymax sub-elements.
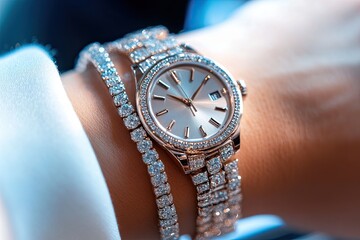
<box><xmin>191</xmin><ymin>75</ymin><xmax>210</xmax><ymax>100</ymax></box>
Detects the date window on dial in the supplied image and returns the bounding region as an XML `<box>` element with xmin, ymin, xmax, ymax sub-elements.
<box><xmin>209</xmin><ymin>91</ymin><xmax>222</xmax><ymax>101</ymax></box>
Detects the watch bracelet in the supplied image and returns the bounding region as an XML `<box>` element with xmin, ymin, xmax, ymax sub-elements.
<box><xmin>76</xmin><ymin>42</ymin><xmax>180</xmax><ymax>240</ymax></box>
<box><xmin>106</xmin><ymin>26</ymin><xmax>243</xmax><ymax>239</ymax></box>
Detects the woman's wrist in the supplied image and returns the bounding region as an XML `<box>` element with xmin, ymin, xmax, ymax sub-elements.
<box><xmin>61</xmin><ymin>35</ymin><xmax>297</xmax><ymax>239</ymax></box>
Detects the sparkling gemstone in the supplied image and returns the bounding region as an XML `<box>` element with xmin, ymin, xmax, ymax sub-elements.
<box><xmin>154</xmin><ymin>183</ymin><xmax>170</xmax><ymax>197</ymax></box>
<box><xmin>130</xmin><ymin>127</ymin><xmax>146</xmax><ymax>142</ymax></box>
<box><xmin>224</xmin><ymin>159</ymin><xmax>238</xmax><ymax>173</ymax></box>
<box><xmin>130</xmin><ymin>48</ymin><xmax>149</xmax><ymax>62</ymax></box>
<box><xmin>151</xmin><ymin>52</ymin><xmax>168</xmax><ymax>62</ymax></box>
<box><xmin>197</xmin><ymin>192</ymin><xmax>211</xmax><ymax>201</ymax></box>
<box><xmin>158</xmin><ymin>204</ymin><xmax>176</xmax><ymax>219</ymax></box>
<box><xmin>142</xmin><ymin>149</ymin><xmax>159</xmax><ymax>164</ymax></box>
<box><xmin>156</xmin><ymin>194</ymin><xmax>173</xmax><ymax>208</ymax></box>
<box><xmin>123</xmin><ymin>113</ymin><xmax>140</xmax><ymax>129</ymax></box>
<box><xmin>123</xmin><ymin>39</ymin><xmax>141</xmax><ymax>51</ymax></box>
<box><xmin>98</xmin><ymin>61</ymin><xmax>114</xmax><ymax>72</ymax></box>
<box><xmin>142</xmin><ymin>38</ymin><xmax>159</xmax><ymax>47</ymax></box>
<box><xmin>109</xmin><ymin>83</ymin><xmax>125</xmax><ymax>96</ymax></box>
<box><xmin>101</xmin><ymin>67</ymin><xmax>117</xmax><ymax>79</ymax></box>
<box><xmin>228</xmin><ymin>176</ymin><xmax>241</xmax><ymax>191</ymax></box>
<box><xmin>147</xmin><ymin>44</ymin><xmax>166</xmax><ymax>55</ymax></box>
<box><xmin>151</xmin><ymin>172</ymin><xmax>167</xmax><ymax>187</ymax></box>
<box><xmin>220</xmin><ymin>143</ymin><xmax>235</xmax><ymax>162</ymax></box>
<box><xmin>105</xmin><ymin>76</ymin><xmax>121</xmax><ymax>87</ymax></box>
<box><xmin>206</xmin><ymin>156</ymin><xmax>222</xmax><ymax>174</ymax></box>
<box><xmin>139</xmin><ymin>58</ymin><xmax>156</xmax><ymax>72</ymax></box>
<box><xmin>192</xmin><ymin>172</ymin><xmax>208</xmax><ymax>185</ymax></box>
<box><xmin>137</xmin><ymin>138</ymin><xmax>152</xmax><ymax>153</ymax></box>
<box><xmin>212</xmin><ymin>190</ymin><xmax>228</xmax><ymax>204</ymax></box>
<box><xmin>113</xmin><ymin>92</ymin><xmax>128</xmax><ymax>106</ymax></box>
<box><xmin>148</xmin><ymin>161</ymin><xmax>165</xmax><ymax>176</ymax></box>
<box><xmin>210</xmin><ymin>171</ymin><xmax>226</xmax><ymax>189</ymax></box>
<box><xmin>160</xmin><ymin>223</ymin><xmax>179</xmax><ymax>239</ymax></box>
<box><xmin>196</xmin><ymin>182</ymin><xmax>210</xmax><ymax>194</ymax></box>
<box><xmin>198</xmin><ymin>206</ymin><xmax>211</xmax><ymax>217</ymax></box>
<box><xmin>159</xmin><ymin>215</ymin><xmax>178</xmax><ymax>227</ymax></box>
<box><xmin>118</xmin><ymin>104</ymin><xmax>134</xmax><ymax>117</ymax></box>
<box><xmin>198</xmin><ymin>197</ymin><xmax>211</xmax><ymax>208</ymax></box>
<box><xmin>167</xmin><ymin>47</ymin><xmax>183</xmax><ymax>56</ymax></box>
<box><xmin>188</xmin><ymin>154</ymin><xmax>205</xmax><ymax>171</ymax></box>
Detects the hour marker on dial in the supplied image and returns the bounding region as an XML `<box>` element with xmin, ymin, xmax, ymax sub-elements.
<box><xmin>215</xmin><ymin>106</ymin><xmax>227</xmax><ymax>112</ymax></box>
<box><xmin>190</xmin><ymin>68</ymin><xmax>195</xmax><ymax>81</ymax></box>
<box><xmin>170</xmin><ymin>71</ymin><xmax>181</xmax><ymax>84</ymax></box>
<box><xmin>209</xmin><ymin>117</ymin><xmax>221</xmax><ymax>128</ymax></box>
<box><xmin>153</xmin><ymin>95</ymin><xmax>165</xmax><ymax>101</ymax></box>
<box><xmin>156</xmin><ymin>109</ymin><xmax>169</xmax><ymax>116</ymax></box>
<box><xmin>204</xmin><ymin>75</ymin><xmax>211</xmax><ymax>82</ymax></box>
<box><xmin>167</xmin><ymin>120</ymin><xmax>175</xmax><ymax>131</ymax></box>
<box><xmin>158</xmin><ymin>80</ymin><xmax>170</xmax><ymax>90</ymax></box>
<box><xmin>221</xmin><ymin>88</ymin><xmax>227</xmax><ymax>94</ymax></box>
<box><xmin>184</xmin><ymin>126</ymin><xmax>190</xmax><ymax>139</ymax></box>
<box><xmin>199</xmin><ymin>125</ymin><xmax>207</xmax><ymax>137</ymax></box>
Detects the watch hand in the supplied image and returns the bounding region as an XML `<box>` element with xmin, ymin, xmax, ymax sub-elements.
<box><xmin>191</xmin><ymin>75</ymin><xmax>210</xmax><ymax>100</ymax></box>
<box><xmin>170</xmin><ymin>71</ymin><xmax>198</xmax><ymax>112</ymax></box>
<box><xmin>167</xmin><ymin>94</ymin><xmax>189</xmax><ymax>105</ymax></box>
<box><xmin>168</xmin><ymin>94</ymin><xmax>197</xmax><ymax>116</ymax></box>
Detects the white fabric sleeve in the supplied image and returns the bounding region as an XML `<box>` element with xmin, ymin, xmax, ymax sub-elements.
<box><xmin>0</xmin><ymin>45</ymin><xmax>121</xmax><ymax>240</ymax></box>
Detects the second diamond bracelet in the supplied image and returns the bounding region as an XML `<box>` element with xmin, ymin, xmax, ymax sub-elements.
<box><xmin>76</xmin><ymin>43</ymin><xmax>180</xmax><ymax>240</ymax></box>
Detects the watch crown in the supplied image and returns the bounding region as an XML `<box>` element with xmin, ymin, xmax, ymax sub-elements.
<box><xmin>237</xmin><ymin>79</ymin><xmax>247</xmax><ymax>96</ymax></box>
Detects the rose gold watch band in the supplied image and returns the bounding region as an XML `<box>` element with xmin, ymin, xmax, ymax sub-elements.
<box><xmin>106</xmin><ymin>26</ymin><xmax>243</xmax><ymax>239</ymax></box>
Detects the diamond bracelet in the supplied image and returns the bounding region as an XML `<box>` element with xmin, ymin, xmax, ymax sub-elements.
<box><xmin>76</xmin><ymin>43</ymin><xmax>179</xmax><ymax>240</ymax></box>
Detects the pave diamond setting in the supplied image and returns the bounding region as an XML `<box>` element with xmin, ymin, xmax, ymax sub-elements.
<box><xmin>207</xmin><ymin>156</ymin><xmax>222</xmax><ymax>174</ymax></box>
<box><xmin>210</xmin><ymin>171</ymin><xmax>226</xmax><ymax>189</ymax></box>
<box><xmin>159</xmin><ymin>204</ymin><xmax>176</xmax><ymax>219</ymax></box>
<box><xmin>188</xmin><ymin>154</ymin><xmax>205</xmax><ymax>171</ymax></box>
<box><xmin>220</xmin><ymin>143</ymin><xmax>235</xmax><ymax>162</ymax></box>
<box><xmin>192</xmin><ymin>172</ymin><xmax>208</xmax><ymax>185</ymax></box>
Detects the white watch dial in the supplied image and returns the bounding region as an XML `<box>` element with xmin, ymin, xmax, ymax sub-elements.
<box><xmin>148</xmin><ymin>64</ymin><xmax>232</xmax><ymax>142</ymax></box>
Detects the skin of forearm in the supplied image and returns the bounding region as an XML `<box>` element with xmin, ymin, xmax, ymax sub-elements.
<box><xmin>61</xmin><ymin>1</ymin><xmax>360</xmax><ymax>238</ymax></box>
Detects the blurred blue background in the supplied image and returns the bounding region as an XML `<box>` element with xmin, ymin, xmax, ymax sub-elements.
<box><xmin>0</xmin><ymin>0</ymin><xmax>340</xmax><ymax>239</ymax></box>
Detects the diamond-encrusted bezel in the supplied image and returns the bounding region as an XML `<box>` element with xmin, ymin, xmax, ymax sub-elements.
<box><xmin>137</xmin><ymin>53</ymin><xmax>242</xmax><ymax>151</ymax></box>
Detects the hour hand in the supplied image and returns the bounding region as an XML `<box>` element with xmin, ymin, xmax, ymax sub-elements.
<box><xmin>167</xmin><ymin>94</ymin><xmax>189</xmax><ymax>105</ymax></box>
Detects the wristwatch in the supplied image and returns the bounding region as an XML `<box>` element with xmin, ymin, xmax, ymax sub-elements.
<box><xmin>107</xmin><ymin>26</ymin><xmax>247</xmax><ymax>239</ymax></box>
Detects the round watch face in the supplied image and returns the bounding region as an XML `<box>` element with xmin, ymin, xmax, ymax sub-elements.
<box><xmin>137</xmin><ymin>53</ymin><xmax>242</xmax><ymax>151</ymax></box>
